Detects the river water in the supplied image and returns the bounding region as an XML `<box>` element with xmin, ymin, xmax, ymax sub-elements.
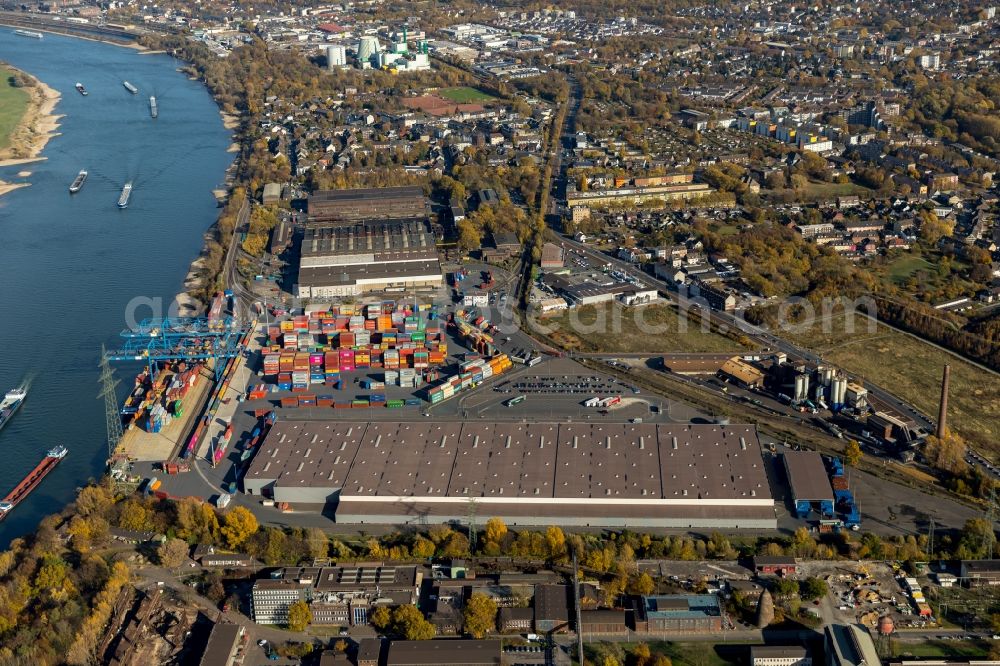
<box><xmin>0</xmin><ymin>31</ymin><xmax>233</xmax><ymax>543</ymax></box>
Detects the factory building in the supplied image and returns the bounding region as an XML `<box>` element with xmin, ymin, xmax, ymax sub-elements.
<box><xmin>296</xmin><ymin>220</ymin><xmax>443</xmax><ymax>298</ymax></box>
<box><xmin>632</xmin><ymin>594</ymin><xmax>724</xmax><ymax>634</ymax></box>
<box><xmin>251</xmin><ymin>564</ymin><xmax>421</xmax><ymax>626</ymax></box>
<box><xmin>782</xmin><ymin>451</ymin><xmax>835</xmax><ymax>518</ymax></box>
<box><xmin>719</xmin><ymin>357</ymin><xmax>765</xmax><ymax>389</ymax></box>
<box><xmin>242</xmin><ymin>421</ymin><xmax>777</xmax><ymax>529</ymax></box>
<box><xmin>198</xmin><ymin>624</ymin><xmax>245</xmax><ymax>666</ymax></box>
<box><xmin>960</xmin><ymin>560</ymin><xmax>1000</xmax><ymax>586</ymax></box>
<box><xmin>308</xmin><ymin>186</ymin><xmax>429</xmax><ymax>224</ymax></box>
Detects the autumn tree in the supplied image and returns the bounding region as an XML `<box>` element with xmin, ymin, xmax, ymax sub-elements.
<box><xmin>844</xmin><ymin>440</ymin><xmax>862</xmax><ymax>467</ymax></box>
<box><xmin>484</xmin><ymin>517</ymin><xmax>508</xmax><ymax>545</ymax></box>
<box><xmin>158</xmin><ymin>538</ymin><xmax>191</xmax><ymax>568</ymax></box>
<box><xmin>220</xmin><ymin>506</ymin><xmax>259</xmax><ymax>549</ymax></box>
<box><xmin>287</xmin><ymin>600</ymin><xmax>313</xmax><ymax>632</ymax></box>
<box><xmin>545</xmin><ymin>526</ymin><xmax>567</xmax><ymax>561</ymax></box>
<box><xmin>390</xmin><ymin>605</ymin><xmax>436</xmax><ymax>640</ymax></box>
<box><xmin>176</xmin><ymin>497</ymin><xmax>221</xmax><ymax>544</ymax></box>
<box><xmin>463</xmin><ymin>593</ymin><xmax>498</xmax><ymax>638</ymax></box>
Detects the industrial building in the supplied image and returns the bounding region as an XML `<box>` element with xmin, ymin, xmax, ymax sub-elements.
<box><xmin>540</xmin><ymin>243</ymin><xmax>565</xmax><ymax>269</ymax></box>
<box><xmin>198</xmin><ymin>623</ymin><xmax>245</xmax><ymax>666</ymax></box>
<box><xmin>750</xmin><ymin>646</ymin><xmax>811</xmax><ymax>666</ymax></box>
<box><xmin>782</xmin><ymin>451</ymin><xmax>835</xmax><ymax>518</ymax></box>
<box><xmin>308</xmin><ymin>186</ymin><xmax>429</xmax><ymax>223</ymax></box>
<box><xmin>296</xmin><ymin>220</ymin><xmax>443</xmax><ymax>298</ymax></box>
<box><xmin>960</xmin><ymin>560</ymin><xmax>1000</xmax><ymax>586</ymax></box>
<box><xmin>243</xmin><ymin>421</ymin><xmax>777</xmax><ymax>528</ymax></box>
<box><xmin>632</xmin><ymin>594</ymin><xmax>724</xmax><ymax>634</ymax></box>
<box><xmin>719</xmin><ymin>357</ymin><xmax>765</xmax><ymax>389</ymax></box>
<box><xmin>251</xmin><ymin>564</ymin><xmax>421</xmax><ymax>625</ymax></box>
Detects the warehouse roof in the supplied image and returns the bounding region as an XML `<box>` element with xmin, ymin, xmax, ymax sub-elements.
<box><xmin>782</xmin><ymin>451</ymin><xmax>834</xmax><ymax>502</ymax></box>
<box><xmin>719</xmin><ymin>357</ymin><xmax>765</xmax><ymax>385</ymax></box>
<box><xmin>298</xmin><ymin>260</ymin><xmax>443</xmax><ymax>288</ymax></box>
<box><xmin>640</xmin><ymin>594</ymin><xmax>721</xmax><ymax>620</ymax></box>
<box><xmin>246</xmin><ymin>421</ymin><xmax>773</xmax><ymax>505</ymax></box>
<box><xmin>387</xmin><ymin>640</ymin><xmax>501</xmax><ymax>666</ymax></box>
<box><xmin>301</xmin><ymin>220</ymin><xmax>435</xmax><ymax>257</ymax></box>
<box><xmin>310</xmin><ymin>186</ymin><xmax>425</xmax><ymax>203</ymax></box>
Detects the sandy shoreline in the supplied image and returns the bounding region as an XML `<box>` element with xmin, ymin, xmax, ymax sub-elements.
<box><xmin>220</xmin><ymin>111</ymin><xmax>240</xmax><ymax>130</ymax></box>
<box><xmin>0</xmin><ymin>180</ymin><xmax>30</xmax><ymax>197</ymax></box>
<box><xmin>0</xmin><ymin>71</ymin><xmax>62</xmax><ymax>170</ymax></box>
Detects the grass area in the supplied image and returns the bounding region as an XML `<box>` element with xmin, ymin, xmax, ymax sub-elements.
<box><xmin>438</xmin><ymin>86</ymin><xmax>497</xmax><ymax>103</ymax></box>
<box><xmin>886</xmin><ymin>253</ymin><xmax>935</xmax><ymax>285</ymax></box>
<box><xmin>786</xmin><ymin>312</ymin><xmax>1000</xmax><ymax>454</ymax></box>
<box><xmin>0</xmin><ymin>66</ymin><xmax>30</xmax><ymax>151</ymax></box>
<box><xmin>768</xmin><ymin>180</ymin><xmax>873</xmax><ymax>202</ymax></box>
<box><xmin>896</xmin><ymin>639</ymin><xmax>992</xmax><ymax>658</ymax></box>
<box><xmin>537</xmin><ymin>302</ymin><xmax>750</xmax><ymax>354</ymax></box>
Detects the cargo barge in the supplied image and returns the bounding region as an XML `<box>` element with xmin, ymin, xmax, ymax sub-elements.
<box><xmin>118</xmin><ymin>181</ymin><xmax>132</xmax><ymax>208</ymax></box>
<box><xmin>122</xmin><ymin>80</ymin><xmax>138</xmax><ymax>94</ymax></box>
<box><xmin>0</xmin><ymin>446</ymin><xmax>67</xmax><ymax>521</ymax></box>
<box><xmin>149</xmin><ymin>95</ymin><xmax>157</xmax><ymax>118</ymax></box>
<box><xmin>0</xmin><ymin>387</ymin><xmax>27</xmax><ymax>432</ymax></box>
<box><xmin>14</xmin><ymin>29</ymin><xmax>43</xmax><ymax>39</ymax></box>
<box><xmin>69</xmin><ymin>169</ymin><xmax>88</xmax><ymax>193</ymax></box>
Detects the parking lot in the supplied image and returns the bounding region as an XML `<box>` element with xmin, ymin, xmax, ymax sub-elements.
<box><xmin>495</xmin><ymin>372</ymin><xmax>640</xmax><ymax>396</ymax></box>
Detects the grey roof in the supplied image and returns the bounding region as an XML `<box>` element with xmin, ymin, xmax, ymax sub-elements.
<box><xmin>246</xmin><ymin>421</ymin><xmax>773</xmax><ymax>504</ymax></box>
<box><xmin>782</xmin><ymin>451</ymin><xmax>834</xmax><ymax>502</ymax></box>
<box><xmin>298</xmin><ymin>260</ymin><xmax>442</xmax><ymax>288</ymax></box>
<box><xmin>750</xmin><ymin>645</ymin><xmax>808</xmax><ymax>658</ymax></box>
<box><xmin>301</xmin><ymin>221</ymin><xmax>435</xmax><ymax>258</ymax></box>
<box><xmin>387</xmin><ymin>640</ymin><xmax>501</xmax><ymax>666</ymax></box>
<box><xmin>198</xmin><ymin>623</ymin><xmax>242</xmax><ymax>666</ymax></box>
<box><xmin>534</xmin><ymin>585</ymin><xmax>570</xmax><ymax>622</ymax></box>
<box><xmin>310</xmin><ymin>186</ymin><xmax>424</xmax><ymax>202</ymax></box>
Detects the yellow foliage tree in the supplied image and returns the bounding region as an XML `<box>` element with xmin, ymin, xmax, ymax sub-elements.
<box><xmin>220</xmin><ymin>506</ymin><xmax>259</xmax><ymax>549</ymax></box>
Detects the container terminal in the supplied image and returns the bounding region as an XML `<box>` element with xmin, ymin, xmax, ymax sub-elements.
<box><xmin>0</xmin><ymin>446</ymin><xmax>68</xmax><ymax>521</ymax></box>
<box><xmin>104</xmin><ymin>288</ymin><xmax>873</xmax><ymax>536</ymax></box>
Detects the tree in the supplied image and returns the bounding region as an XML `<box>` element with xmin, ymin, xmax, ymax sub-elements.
<box><xmin>844</xmin><ymin>440</ymin><xmax>862</xmax><ymax>467</ymax></box>
<box><xmin>799</xmin><ymin>577</ymin><xmax>828</xmax><ymax>601</ymax></box>
<box><xmin>484</xmin><ymin>517</ymin><xmax>508</xmax><ymax>545</ymax></box>
<box><xmin>463</xmin><ymin>593</ymin><xmax>498</xmax><ymax>638</ymax></box>
<box><xmin>157</xmin><ymin>538</ymin><xmax>191</xmax><ymax>568</ymax></box>
<box><xmin>411</xmin><ymin>536</ymin><xmax>436</xmax><ymax>558</ymax></box>
<box><xmin>545</xmin><ymin>525</ymin><xmax>567</xmax><ymax>561</ymax></box>
<box><xmin>456</xmin><ymin>219</ymin><xmax>481</xmax><ymax>251</ymax></box>
<box><xmin>287</xmin><ymin>600</ymin><xmax>313</xmax><ymax>632</ymax></box>
<box><xmin>628</xmin><ymin>572</ymin><xmax>656</xmax><ymax>596</ymax></box>
<box><xmin>392</xmin><ymin>605</ymin><xmax>436</xmax><ymax>640</ymax></box>
<box><xmin>117</xmin><ymin>499</ymin><xmax>151</xmax><ymax>531</ymax></box>
<box><xmin>370</xmin><ymin>605</ymin><xmax>392</xmax><ymax>630</ymax></box>
<box><xmin>220</xmin><ymin>506</ymin><xmax>259</xmax><ymax>549</ymax></box>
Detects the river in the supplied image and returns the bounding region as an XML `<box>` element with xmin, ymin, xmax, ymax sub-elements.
<box><xmin>0</xmin><ymin>30</ymin><xmax>233</xmax><ymax>543</ymax></box>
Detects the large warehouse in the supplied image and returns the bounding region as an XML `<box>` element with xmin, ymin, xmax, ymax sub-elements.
<box><xmin>296</xmin><ymin>220</ymin><xmax>443</xmax><ymax>297</ymax></box>
<box><xmin>243</xmin><ymin>421</ymin><xmax>777</xmax><ymax>529</ymax></box>
<box><xmin>308</xmin><ymin>186</ymin><xmax>429</xmax><ymax>223</ymax></box>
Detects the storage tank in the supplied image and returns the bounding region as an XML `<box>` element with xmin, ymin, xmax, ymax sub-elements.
<box><xmin>326</xmin><ymin>44</ymin><xmax>346</xmax><ymax>69</ymax></box>
<box><xmin>822</xmin><ymin>367</ymin><xmax>834</xmax><ymax>386</ymax></box>
<box><xmin>794</xmin><ymin>374</ymin><xmax>809</xmax><ymax>402</ymax></box>
<box><xmin>832</xmin><ymin>378</ymin><xmax>847</xmax><ymax>409</ymax></box>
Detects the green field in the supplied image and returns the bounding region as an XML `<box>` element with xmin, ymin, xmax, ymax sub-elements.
<box><xmin>786</xmin><ymin>312</ymin><xmax>1000</xmax><ymax>454</ymax></box>
<box><xmin>886</xmin><ymin>253</ymin><xmax>935</xmax><ymax>284</ymax></box>
<box><xmin>438</xmin><ymin>86</ymin><xmax>497</xmax><ymax>103</ymax></box>
<box><xmin>0</xmin><ymin>66</ymin><xmax>30</xmax><ymax>151</ymax></box>
<box><xmin>536</xmin><ymin>302</ymin><xmax>749</xmax><ymax>354</ymax></box>
<box><xmin>896</xmin><ymin>639</ymin><xmax>991</xmax><ymax>659</ymax></box>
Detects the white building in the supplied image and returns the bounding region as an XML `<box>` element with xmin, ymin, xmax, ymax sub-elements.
<box><xmin>750</xmin><ymin>646</ymin><xmax>810</xmax><ymax>666</ymax></box>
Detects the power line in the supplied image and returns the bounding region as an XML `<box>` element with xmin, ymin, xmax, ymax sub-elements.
<box><xmin>98</xmin><ymin>345</ymin><xmax>123</xmax><ymax>461</ymax></box>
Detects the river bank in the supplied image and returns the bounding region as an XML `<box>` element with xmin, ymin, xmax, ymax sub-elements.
<box><xmin>0</xmin><ymin>68</ymin><xmax>61</xmax><ymax>170</ymax></box>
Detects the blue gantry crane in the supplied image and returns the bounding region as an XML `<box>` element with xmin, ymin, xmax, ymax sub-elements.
<box><xmin>104</xmin><ymin>316</ymin><xmax>247</xmax><ymax>381</ymax></box>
